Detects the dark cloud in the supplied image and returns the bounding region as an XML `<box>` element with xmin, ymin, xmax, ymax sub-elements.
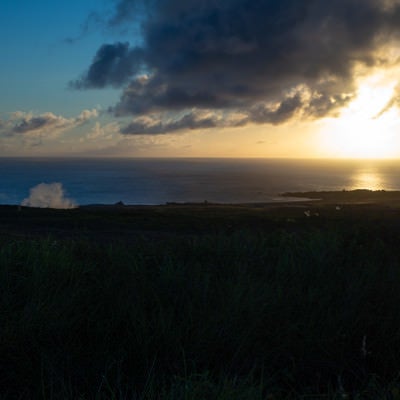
<box><xmin>107</xmin><ymin>0</ymin><xmax>150</xmax><ymax>27</ymax></box>
<box><xmin>70</xmin><ymin>43</ymin><xmax>144</xmax><ymax>89</ymax></box>
<box><xmin>73</xmin><ymin>0</ymin><xmax>400</xmax><ymax>132</ymax></box>
<box><xmin>119</xmin><ymin>93</ymin><xmax>318</xmax><ymax>135</ymax></box>
<box><xmin>249</xmin><ymin>94</ymin><xmax>303</xmax><ymax>125</ymax></box>
<box><xmin>119</xmin><ymin>89</ymin><xmax>355</xmax><ymax>134</ymax></box>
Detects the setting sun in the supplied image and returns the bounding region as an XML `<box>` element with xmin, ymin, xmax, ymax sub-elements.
<box><xmin>319</xmin><ymin>74</ymin><xmax>399</xmax><ymax>159</ymax></box>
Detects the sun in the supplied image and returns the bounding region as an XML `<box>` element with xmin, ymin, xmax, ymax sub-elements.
<box><xmin>319</xmin><ymin>73</ymin><xmax>399</xmax><ymax>159</ymax></box>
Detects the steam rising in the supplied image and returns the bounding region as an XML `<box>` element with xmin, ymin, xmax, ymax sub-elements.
<box><xmin>22</xmin><ymin>183</ymin><xmax>77</xmax><ymax>209</ymax></box>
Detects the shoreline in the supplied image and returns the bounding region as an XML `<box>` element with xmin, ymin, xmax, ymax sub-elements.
<box><xmin>138</xmin><ymin>189</ymin><xmax>400</xmax><ymax>208</ymax></box>
<box><xmin>6</xmin><ymin>189</ymin><xmax>400</xmax><ymax>210</ymax></box>
<box><xmin>1</xmin><ymin>189</ymin><xmax>399</xmax><ymax>242</ymax></box>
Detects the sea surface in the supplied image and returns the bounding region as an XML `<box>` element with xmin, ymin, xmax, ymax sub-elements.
<box><xmin>1</xmin><ymin>157</ymin><xmax>400</xmax><ymax>206</ymax></box>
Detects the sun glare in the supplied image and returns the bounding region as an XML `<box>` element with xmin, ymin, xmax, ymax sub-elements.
<box><xmin>351</xmin><ymin>169</ymin><xmax>384</xmax><ymax>190</ymax></box>
<box><xmin>319</xmin><ymin>74</ymin><xmax>399</xmax><ymax>159</ymax></box>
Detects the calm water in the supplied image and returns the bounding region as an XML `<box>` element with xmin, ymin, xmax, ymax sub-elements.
<box><xmin>1</xmin><ymin>157</ymin><xmax>400</xmax><ymax>205</ymax></box>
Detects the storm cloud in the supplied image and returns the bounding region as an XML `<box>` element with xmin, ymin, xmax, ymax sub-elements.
<box><xmin>72</xmin><ymin>0</ymin><xmax>400</xmax><ymax>134</ymax></box>
<box><xmin>70</xmin><ymin>43</ymin><xmax>144</xmax><ymax>89</ymax></box>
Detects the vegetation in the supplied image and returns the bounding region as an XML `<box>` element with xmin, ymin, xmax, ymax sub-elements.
<box><xmin>2</xmin><ymin>197</ymin><xmax>400</xmax><ymax>398</ymax></box>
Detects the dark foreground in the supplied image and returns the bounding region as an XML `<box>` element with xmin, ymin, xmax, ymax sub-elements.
<box><xmin>2</xmin><ymin>191</ymin><xmax>400</xmax><ymax>399</ymax></box>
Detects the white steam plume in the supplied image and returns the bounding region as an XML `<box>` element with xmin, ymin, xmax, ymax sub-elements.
<box><xmin>21</xmin><ymin>183</ymin><xmax>77</xmax><ymax>209</ymax></box>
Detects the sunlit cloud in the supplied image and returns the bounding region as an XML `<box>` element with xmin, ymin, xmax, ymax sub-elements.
<box><xmin>5</xmin><ymin>0</ymin><xmax>400</xmax><ymax>157</ymax></box>
<box><xmin>0</xmin><ymin>109</ymin><xmax>99</xmax><ymax>138</ymax></box>
<box><xmin>318</xmin><ymin>71</ymin><xmax>400</xmax><ymax>158</ymax></box>
<box><xmin>86</xmin><ymin>121</ymin><xmax>120</xmax><ymax>140</ymax></box>
<box><xmin>71</xmin><ymin>0</ymin><xmax>400</xmax><ymax>137</ymax></box>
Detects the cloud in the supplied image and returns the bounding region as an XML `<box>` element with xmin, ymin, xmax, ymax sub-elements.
<box><xmin>72</xmin><ymin>0</ymin><xmax>400</xmax><ymax>133</ymax></box>
<box><xmin>119</xmin><ymin>96</ymin><xmax>305</xmax><ymax>135</ymax></box>
<box><xmin>21</xmin><ymin>183</ymin><xmax>77</xmax><ymax>209</ymax></box>
<box><xmin>76</xmin><ymin>109</ymin><xmax>99</xmax><ymax>123</ymax></box>
<box><xmin>374</xmin><ymin>84</ymin><xmax>400</xmax><ymax>117</ymax></box>
<box><xmin>119</xmin><ymin>89</ymin><xmax>352</xmax><ymax>134</ymax></box>
<box><xmin>107</xmin><ymin>0</ymin><xmax>147</xmax><ymax>27</ymax></box>
<box><xmin>1</xmin><ymin>109</ymin><xmax>98</xmax><ymax>137</ymax></box>
<box><xmin>121</xmin><ymin>110</ymin><xmax>225</xmax><ymax>134</ymax></box>
<box><xmin>248</xmin><ymin>94</ymin><xmax>304</xmax><ymax>125</ymax></box>
<box><xmin>12</xmin><ymin>113</ymin><xmax>69</xmax><ymax>134</ymax></box>
<box><xmin>86</xmin><ymin>121</ymin><xmax>120</xmax><ymax>139</ymax></box>
<box><xmin>70</xmin><ymin>43</ymin><xmax>144</xmax><ymax>89</ymax></box>
<box><xmin>64</xmin><ymin>11</ymin><xmax>103</xmax><ymax>44</ymax></box>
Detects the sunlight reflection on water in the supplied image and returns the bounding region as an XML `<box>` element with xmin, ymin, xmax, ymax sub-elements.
<box><xmin>1</xmin><ymin>158</ymin><xmax>400</xmax><ymax>205</ymax></box>
<box><xmin>351</xmin><ymin>169</ymin><xmax>384</xmax><ymax>190</ymax></box>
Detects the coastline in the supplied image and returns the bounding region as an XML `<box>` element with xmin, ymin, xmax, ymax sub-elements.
<box><xmin>73</xmin><ymin>189</ymin><xmax>400</xmax><ymax>208</ymax></box>
<box><xmin>1</xmin><ymin>190</ymin><xmax>400</xmax><ymax>241</ymax></box>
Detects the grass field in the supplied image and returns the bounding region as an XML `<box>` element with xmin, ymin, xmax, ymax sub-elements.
<box><xmin>2</xmin><ymin>192</ymin><xmax>400</xmax><ymax>398</ymax></box>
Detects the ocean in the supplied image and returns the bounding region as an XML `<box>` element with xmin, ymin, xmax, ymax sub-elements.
<box><xmin>1</xmin><ymin>157</ymin><xmax>400</xmax><ymax>206</ymax></box>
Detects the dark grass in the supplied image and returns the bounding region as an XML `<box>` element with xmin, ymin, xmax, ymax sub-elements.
<box><xmin>2</xmin><ymin>200</ymin><xmax>400</xmax><ymax>398</ymax></box>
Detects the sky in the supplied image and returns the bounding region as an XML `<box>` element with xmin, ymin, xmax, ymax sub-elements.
<box><xmin>2</xmin><ymin>0</ymin><xmax>400</xmax><ymax>158</ymax></box>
